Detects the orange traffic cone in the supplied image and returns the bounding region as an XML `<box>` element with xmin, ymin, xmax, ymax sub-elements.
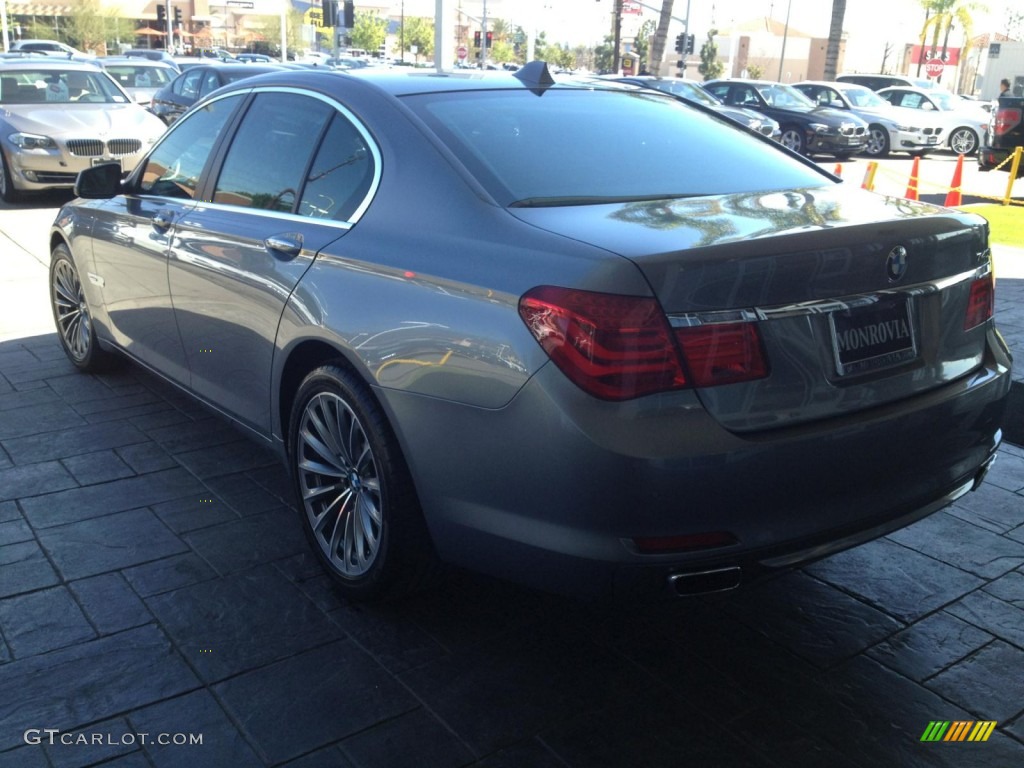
<box><xmin>861</xmin><ymin>161</ymin><xmax>878</xmax><ymax>191</ymax></box>
<box><xmin>905</xmin><ymin>156</ymin><xmax>920</xmax><ymax>201</ymax></box>
<box><xmin>833</xmin><ymin>163</ymin><xmax>842</xmax><ymax>177</ymax></box>
<box><xmin>945</xmin><ymin>154</ymin><xmax>964</xmax><ymax>206</ymax></box>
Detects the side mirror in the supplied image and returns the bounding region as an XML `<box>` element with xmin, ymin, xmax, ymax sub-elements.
<box><xmin>75</xmin><ymin>162</ymin><xmax>123</xmax><ymax>199</ymax></box>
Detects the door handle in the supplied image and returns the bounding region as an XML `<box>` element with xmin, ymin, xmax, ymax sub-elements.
<box><xmin>265</xmin><ymin>233</ymin><xmax>303</xmax><ymax>259</ymax></box>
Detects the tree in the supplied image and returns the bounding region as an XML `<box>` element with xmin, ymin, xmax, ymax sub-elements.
<box><xmin>649</xmin><ymin>0</ymin><xmax>676</xmax><ymax>77</ymax></box>
<box><xmin>633</xmin><ymin>19</ymin><xmax>656</xmax><ymax>73</ymax></box>
<box><xmin>255</xmin><ymin>9</ymin><xmax>306</xmax><ymax>53</ymax></box>
<box><xmin>592</xmin><ymin>34</ymin><xmax>616</xmax><ymax>74</ymax></box>
<box><xmin>917</xmin><ymin>0</ymin><xmax>984</xmax><ymax>82</ymax></box>
<box><xmin>823</xmin><ymin>0</ymin><xmax>846</xmax><ymax>81</ymax></box>
<box><xmin>697</xmin><ymin>29</ymin><xmax>723</xmax><ymax>81</ymax></box>
<box><xmin>402</xmin><ymin>16</ymin><xmax>434</xmax><ymax>61</ymax></box>
<box><xmin>350</xmin><ymin>11</ymin><xmax>388</xmax><ymax>54</ymax></box>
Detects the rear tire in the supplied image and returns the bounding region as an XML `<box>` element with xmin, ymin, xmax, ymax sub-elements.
<box><xmin>289</xmin><ymin>364</ymin><xmax>437</xmax><ymax>601</ymax></box>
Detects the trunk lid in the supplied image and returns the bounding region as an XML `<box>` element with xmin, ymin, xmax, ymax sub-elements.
<box><xmin>511</xmin><ymin>185</ymin><xmax>992</xmax><ymax>432</ymax></box>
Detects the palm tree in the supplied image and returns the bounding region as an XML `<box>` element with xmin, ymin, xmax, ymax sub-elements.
<box><xmin>823</xmin><ymin>0</ymin><xmax>846</xmax><ymax>81</ymax></box>
<box><xmin>649</xmin><ymin>0</ymin><xmax>676</xmax><ymax>77</ymax></box>
<box><xmin>918</xmin><ymin>0</ymin><xmax>986</xmax><ymax>83</ymax></box>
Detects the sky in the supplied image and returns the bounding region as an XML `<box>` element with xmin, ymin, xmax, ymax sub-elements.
<box><xmin>396</xmin><ymin>0</ymin><xmax>1008</xmax><ymax>68</ymax></box>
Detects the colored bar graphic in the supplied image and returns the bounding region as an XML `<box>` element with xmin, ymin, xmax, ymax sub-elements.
<box><xmin>921</xmin><ymin>721</ymin><xmax>950</xmax><ymax>741</ymax></box>
<box><xmin>945</xmin><ymin>721</ymin><xmax>972</xmax><ymax>741</ymax></box>
<box><xmin>920</xmin><ymin>720</ymin><xmax>996</xmax><ymax>742</ymax></box>
<box><xmin>968</xmin><ymin>722</ymin><xmax>997</xmax><ymax>742</ymax></box>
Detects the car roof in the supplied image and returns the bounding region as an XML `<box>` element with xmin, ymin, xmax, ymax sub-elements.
<box><xmin>101</xmin><ymin>57</ymin><xmax>175</xmax><ymax>67</ymax></box>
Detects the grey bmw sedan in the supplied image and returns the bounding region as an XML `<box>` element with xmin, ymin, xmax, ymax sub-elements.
<box><xmin>50</xmin><ymin>64</ymin><xmax>1011</xmax><ymax>601</ymax></box>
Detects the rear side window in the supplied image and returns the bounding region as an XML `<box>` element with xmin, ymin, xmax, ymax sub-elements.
<box><xmin>404</xmin><ymin>88</ymin><xmax>827</xmax><ymax>206</ymax></box>
<box><xmin>299</xmin><ymin>114</ymin><xmax>375</xmax><ymax>222</ymax></box>
<box><xmin>213</xmin><ymin>92</ymin><xmax>333</xmax><ymax>212</ymax></box>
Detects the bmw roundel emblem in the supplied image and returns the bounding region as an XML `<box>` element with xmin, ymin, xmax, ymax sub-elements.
<box><xmin>886</xmin><ymin>246</ymin><xmax>908</xmax><ymax>282</ymax></box>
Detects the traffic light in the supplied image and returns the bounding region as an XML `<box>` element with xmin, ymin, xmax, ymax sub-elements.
<box><xmin>674</xmin><ymin>33</ymin><xmax>684</xmax><ymax>54</ymax></box>
<box><xmin>156</xmin><ymin>4</ymin><xmax>165</xmax><ymax>31</ymax></box>
<box><xmin>486</xmin><ymin>31</ymin><xmax>493</xmax><ymax>46</ymax></box>
<box><xmin>685</xmin><ymin>34</ymin><xmax>695</xmax><ymax>54</ymax></box>
<box><xmin>173</xmin><ymin>7</ymin><xmax>182</xmax><ymax>25</ymax></box>
<box><xmin>322</xmin><ymin>0</ymin><xmax>336</xmax><ymax>27</ymax></box>
<box><xmin>342</xmin><ymin>0</ymin><xmax>354</xmax><ymax>28</ymax></box>
<box><xmin>474</xmin><ymin>31</ymin><xmax>481</xmax><ymax>47</ymax></box>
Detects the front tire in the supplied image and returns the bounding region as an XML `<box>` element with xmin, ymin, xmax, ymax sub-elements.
<box><xmin>780</xmin><ymin>126</ymin><xmax>806</xmax><ymax>155</ymax></box>
<box><xmin>948</xmin><ymin>127</ymin><xmax>978</xmax><ymax>156</ymax></box>
<box><xmin>864</xmin><ymin>125</ymin><xmax>890</xmax><ymax>157</ymax></box>
<box><xmin>50</xmin><ymin>244</ymin><xmax>117</xmax><ymax>372</ymax></box>
<box><xmin>0</xmin><ymin>150</ymin><xmax>23</xmax><ymax>204</ymax></box>
<box><xmin>289</xmin><ymin>365</ymin><xmax>436</xmax><ymax>601</ymax></box>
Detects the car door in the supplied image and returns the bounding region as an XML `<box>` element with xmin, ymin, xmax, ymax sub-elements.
<box><xmin>167</xmin><ymin>89</ymin><xmax>378</xmax><ymax>434</ymax></box>
<box><xmin>88</xmin><ymin>93</ymin><xmax>244</xmax><ymax>385</ymax></box>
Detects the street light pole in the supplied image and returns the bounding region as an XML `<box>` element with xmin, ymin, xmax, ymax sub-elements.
<box><xmin>400</xmin><ymin>0</ymin><xmax>405</xmax><ymax>63</ymax></box>
<box><xmin>777</xmin><ymin>0</ymin><xmax>792</xmax><ymax>82</ymax></box>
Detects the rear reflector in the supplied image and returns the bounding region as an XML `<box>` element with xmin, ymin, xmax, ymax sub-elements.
<box><xmin>674</xmin><ymin>322</ymin><xmax>769</xmax><ymax>388</ymax></box>
<box><xmin>633</xmin><ymin>531</ymin><xmax>738</xmax><ymax>554</ymax></box>
<box><xmin>964</xmin><ymin>275</ymin><xmax>994</xmax><ymax>331</ymax></box>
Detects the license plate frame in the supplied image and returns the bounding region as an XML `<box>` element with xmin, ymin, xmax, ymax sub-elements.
<box><xmin>90</xmin><ymin>157</ymin><xmax>121</xmax><ymax>169</ymax></box>
<box><xmin>828</xmin><ymin>295</ymin><xmax>918</xmax><ymax>376</ymax></box>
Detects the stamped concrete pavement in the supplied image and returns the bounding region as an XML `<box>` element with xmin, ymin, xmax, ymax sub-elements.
<box><xmin>2</xmin><ymin>190</ymin><xmax>1024</xmax><ymax>768</ymax></box>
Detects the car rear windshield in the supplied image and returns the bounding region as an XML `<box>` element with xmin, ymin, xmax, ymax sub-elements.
<box><xmin>403</xmin><ymin>87</ymin><xmax>829</xmax><ymax>206</ymax></box>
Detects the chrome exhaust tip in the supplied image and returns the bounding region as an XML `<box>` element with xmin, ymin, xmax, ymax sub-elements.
<box><xmin>668</xmin><ymin>566</ymin><xmax>742</xmax><ymax>597</ymax></box>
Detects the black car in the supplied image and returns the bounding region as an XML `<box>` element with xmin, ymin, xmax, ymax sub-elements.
<box><xmin>979</xmin><ymin>93</ymin><xmax>1024</xmax><ymax>176</ymax></box>
<box><xmin>614</xmin><ymin>76</ymin><xmax>781</xmax><ymax>139</ymax></box>
<box><xmin>704</xmin><ymin>78</ymin><xmax>869</xmax><ymax>157</ymax></box>
<box><xmin>149</xmin><ymin>61</ymin><xmax>281</xmax><ymax>124</ymax></box>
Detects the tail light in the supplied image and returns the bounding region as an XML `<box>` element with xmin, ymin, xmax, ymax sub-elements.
<box><xmin>992</xmin><ymin>107</ymin><xmax>1022</xmax><ymax>137</ymax></box>
<box><xmin>518</xmin><ymin>286</ymin><xmax>768</xmax><ymax>400</ymax></box>
<box><xmin>964</xmin><ymin>274</ymin><xmax>994</xmax><ymax>330</ymax></box>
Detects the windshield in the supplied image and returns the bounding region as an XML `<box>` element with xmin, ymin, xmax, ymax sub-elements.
<box><xmin>104</xmin><ymin>65</ymin><xmax>174</xmax><ymax>88</ymax></box>
<box><xmin>404</xmin><ymin>87</ymin><xmax>828</xmax><ymax>205</ymax></box>
<box><xmin>0</xmin><ymin>69</ymin><xmax>129</xmax><ymax>104</ymax></box>
<box><xmin>928</xmin><ymin>91</ymin><xmax>962</xmax><ymax>111</ymax></box>
<box><xmin>755</xmin><ymin>83</ymin><xmax>815</xmax><ymax>108</ymax></box>
<box><xmin>841</xmin><ymin>86</ymin><xmax>886</xmax><ymax>108</ymax></box>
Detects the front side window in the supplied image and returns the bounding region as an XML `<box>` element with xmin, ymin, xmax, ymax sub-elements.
<box><xmin>139</xmin><ymin>94</ymin><xmax>243</xmax><ymax>199</ymax></box>
<box><xmin>212</xmin><ymin>92</ymin><xmax>332</xmax><ymax>212</ymax></box>
<box><xmin>175</xmin><ymin>69</ymin><xmax>202</xmax><ymax>100</ymax></box>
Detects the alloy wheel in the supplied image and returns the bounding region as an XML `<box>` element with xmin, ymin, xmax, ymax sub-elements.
<box><xmin>296</xmin><ymin>391</ymin><xmax>383</xmax><ymax>577</ymax></box>
<box><xmin>52</xmin><ymin>259</ymin><xmax>92</xmax><ymax>362</ymax></box>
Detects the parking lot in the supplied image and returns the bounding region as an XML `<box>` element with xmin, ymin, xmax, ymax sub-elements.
<box><xmin>2</xmin><ymin>157</ymin><xmax>1024</xmax><ymax>767</ymax></box>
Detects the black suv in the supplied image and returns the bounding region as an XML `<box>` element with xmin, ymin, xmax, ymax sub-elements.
<box><xmin>704</xmin><ymin>79</ymin><xmax>869</xmax><ymax>158</ymax></box>
<box><xmin>979</xmin><ymin>95</ymin><xmax>1024</xmax><ymax>176</ymax></box>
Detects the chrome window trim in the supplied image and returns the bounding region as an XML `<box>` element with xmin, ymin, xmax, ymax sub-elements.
<box><xmin>137</xmin><ymin>85</ymin><xmax>382</xmax><ymax>230</ymax></box>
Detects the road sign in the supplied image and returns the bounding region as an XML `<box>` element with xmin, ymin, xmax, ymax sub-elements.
<box><xmin>924</xmin><ymin>58</ymin><xmax>945</xmax><ymax>77</ymax></box>
<box><xmin>457</xmin><ymin>45</ymin><xmax>468</xmax><ymax>60</ymax></box>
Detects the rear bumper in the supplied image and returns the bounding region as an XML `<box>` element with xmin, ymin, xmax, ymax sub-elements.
<box><xmin>380</xmin><ymin>327</ymin><xmax>1012</xmax><ymax>600</ymax></box>
<box><xmin>978</xmin><ymin>144</ymin><xmax>1024</xmax><ymax>174</ymax></box>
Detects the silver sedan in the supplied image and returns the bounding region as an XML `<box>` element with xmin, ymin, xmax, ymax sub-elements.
<box><xmin>50</xmin><ymin>65</ymin><xmax>1011</xmax><ymax>602</ymax></box>
<box><xmin>0</xmin><ymin>60</ymin><xmax>166</xmax><ymax>202</ymax></box>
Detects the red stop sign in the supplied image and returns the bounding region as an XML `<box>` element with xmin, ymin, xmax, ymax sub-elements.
<box><xmin>924</xmin><ymin>58</ymin><xmax>945</xmax><ymax>77</ymax></box>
